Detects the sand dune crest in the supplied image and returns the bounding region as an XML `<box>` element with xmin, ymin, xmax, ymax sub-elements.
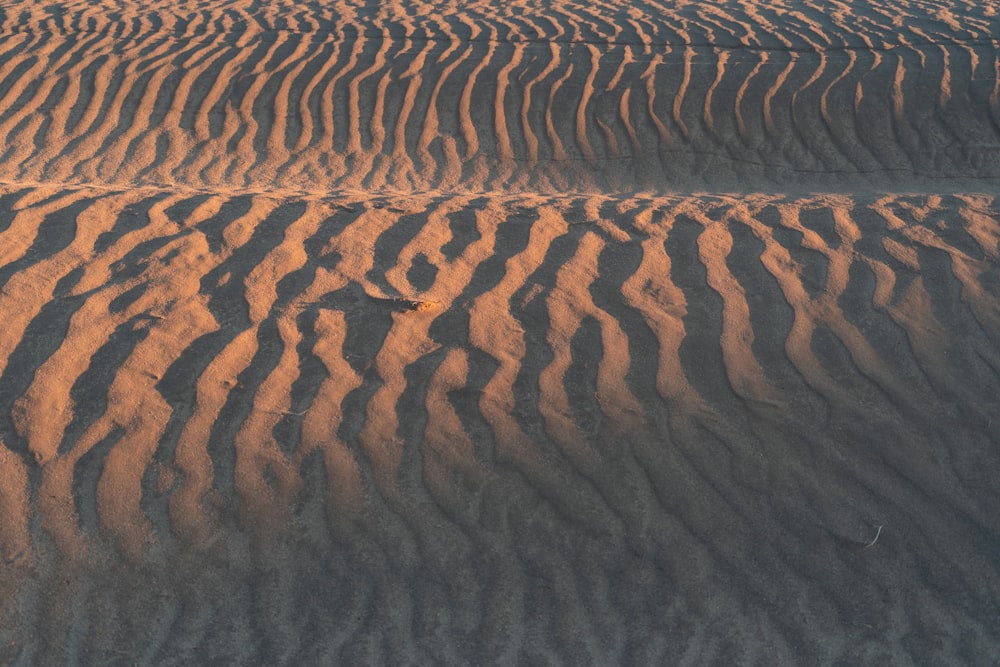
<box><xmin>1</xmin><ymin>1</ymin><xmax>999</xmax><ymax>663</ymax></box>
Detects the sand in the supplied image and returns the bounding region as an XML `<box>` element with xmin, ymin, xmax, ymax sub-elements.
<box><xmin>0</xmin><ymin>0</ymin><xmax>998</xmax><ymax>664</ymax></box>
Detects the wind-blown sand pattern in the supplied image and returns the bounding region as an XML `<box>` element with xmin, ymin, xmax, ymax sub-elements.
<box><xmin>0</xmin><ymin>1</ymin><xmax>999</xmax><ymax>664</ymax></box>
<box><xmin>0</xmin><ymin>0</ymin><xmax>999</xmax><ymax>192</ymax></box>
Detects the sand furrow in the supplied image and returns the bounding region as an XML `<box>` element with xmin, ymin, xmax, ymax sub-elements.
<box><xmin>382</xmin><ymin>38</ymin><xmax>432</xmax><ymax>189</ymax></box>
<box><xmin>0</xmin><ymin>191</ymin><xmax>998</xmax><ymax>528</ymax></box>
<box><xmin>573</xmin><ymin>44</ymin><xmax>602</xmax><ymax>163</ymax></box>
<box><xmin>544</xmin><ymin>62</ymin><xmax>575</xmax><ymax>167</ymax></box>
<box><xmin>492</xmin><ymin>40</ymin><xmax>525</xmax><ymax>176</ymax></box>
<box><xmin>0</xmin><ymin>185</ymin><xmax>996</xmax><ymax>662</ymax></box>
<box><xmin>671</xmin><ymin>46</ymin><xmax>694</xmax><ymax>140</ymax></box>
<box><xmin>0</xmin><ymin>7</ymin><xmax>995</xmax><ymax>192</ymax></box>
<box><xmin>347</xmin><ymin>32</ymin><xmax>393</xmax><ymax>186</ymax></box>
<box><xmin>520</xmin><ymin>42</ymin><xmax>560</xmax><ymax>166</ymax></box>
<box><xmin>0</xmin><ymin>1</ymin><xmax>999</xmax><ymax>663</ymax></box>
<box><xmin>251</xmin><ymin>33</ymin><xmax>318</xmax><ymax>182</ymax></box>
<box><xmin>416</xmin><ymin>35</ymin><xmax>472</xmax><ymax>188</ymax></box>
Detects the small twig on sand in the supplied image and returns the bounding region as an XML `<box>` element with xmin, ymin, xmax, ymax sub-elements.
<box><xmin>3</xmin><ymin>551</ymin><xmax>25</xmax><ymax>565</ymax></box>
<box><xmin>864</xmin><ymin>524</ymin><xmax>884</xmax><ymax>548</ymax></box>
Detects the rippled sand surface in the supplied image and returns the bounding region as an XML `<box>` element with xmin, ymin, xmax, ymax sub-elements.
<box><xmin>0</xmin><ymin>1</ymin><xmax>999</xmax><ymax>664</ymax></box>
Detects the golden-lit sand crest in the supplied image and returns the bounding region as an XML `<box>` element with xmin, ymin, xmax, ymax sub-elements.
<box><xmin>0</xmin><ymin>0</ymin><xmax>999</xmax><ymax>664</ymax></box>
<box><xmin>0</xmin><ymin>0</ymin><xmax>997</xmax><ymax>193</ymax></box>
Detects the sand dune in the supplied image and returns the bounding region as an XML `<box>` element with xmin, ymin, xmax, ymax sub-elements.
<box><xmin>1</xmin><ymin>185</ymin><xmax>998</xmax><ymax>662</ymax></box>
<box><xmin>1</xmin><ymin>0</ymin><xmax>999</xmax><ymax>664</ymax></box>
<box><xmin>0</xmin><ymin>1</ymin><xmax>998</xmax><ymax>192</ymax></box>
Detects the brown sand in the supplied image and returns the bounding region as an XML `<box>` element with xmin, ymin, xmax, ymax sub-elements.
<box><xmin>0</xmin><ymin>0</ymin><xmax>999</xmax><ymax>664</ymax></box>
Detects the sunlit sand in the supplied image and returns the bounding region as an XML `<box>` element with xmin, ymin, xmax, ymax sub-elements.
<box><xmin>0</xmin><ymin>0</ymin><xmax>998</xmax><ymax>663</ymax></box>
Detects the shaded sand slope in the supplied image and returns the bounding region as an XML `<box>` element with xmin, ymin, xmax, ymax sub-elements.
<box><xmin>0</xmin><ymin>0</ymin><xmax>998</xmax><ymax>192</ymax></box>
<box><xmin>0</xmin><ymin>185</ymin><xmax>998</xmax><ymax>663</ymax></box>
<box><xmin>0</xmin><ymin>0</ymin><xmax>999</xmax><ymax>664</ymax></box>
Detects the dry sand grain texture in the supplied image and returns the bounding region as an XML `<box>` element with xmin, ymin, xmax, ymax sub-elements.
<box><xmin>0</xmin><ymin>0</ymin><xmax>999</xmax><ymax>664</ymax></box>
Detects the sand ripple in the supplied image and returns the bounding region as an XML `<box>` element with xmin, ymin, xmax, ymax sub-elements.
<box><xmin>1</xmin><ymin>0</ymin><xmax>999</xmax><ymax>663</ymax></box>
<box><xmin>0</xmin><ymin>185</ymin><xmax>998</xmax><ymax>662</ymax></box>
<box><xmin>0</xmin><ymin>1</ymin><xmax>997</xmax><ymax>192</ymax></box>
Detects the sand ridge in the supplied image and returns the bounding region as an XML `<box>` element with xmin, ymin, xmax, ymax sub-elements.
<box><xmin>0</xmin><ymin>184</ymin><xmax>998</xmax><ymax>662</ymax></box>
<box><xmin>0</xmin><ymin>1</ymin><xmax>997</xmax><ymax>193</ymax></box>
<box><xmin>0</xmin><ymin>0</ymin><xmax>999</xmax><ymax>664</ymax></box>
